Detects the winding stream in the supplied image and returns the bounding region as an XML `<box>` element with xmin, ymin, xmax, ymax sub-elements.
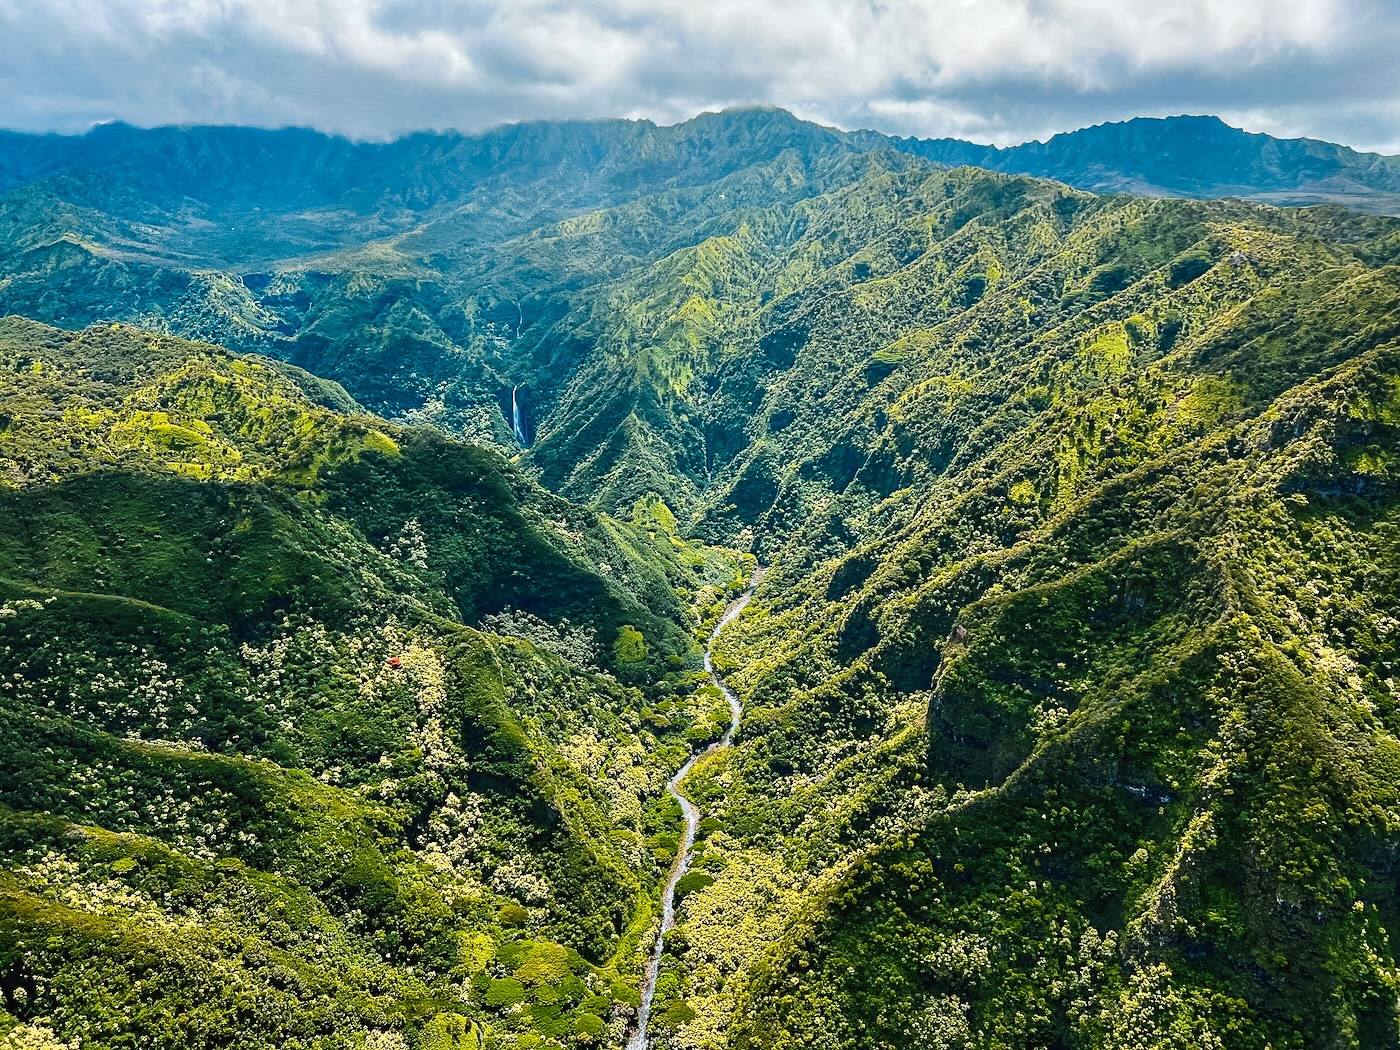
<box><xmin>627</xmin><ymin>578</ymin><xmax>759</xmax><ymax>1050</ymax></box>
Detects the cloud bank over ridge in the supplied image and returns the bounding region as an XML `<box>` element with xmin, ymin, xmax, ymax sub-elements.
<box><xmin>1</xmin><ymin>0</ymin><xmax>1396</xmax><ymax>152</ymax></box>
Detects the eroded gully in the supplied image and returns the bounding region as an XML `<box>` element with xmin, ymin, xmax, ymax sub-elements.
<box><xmin>627</xmin><ymin>577</ymin><xmax>759</xmax><ymax>1050</ymax></box>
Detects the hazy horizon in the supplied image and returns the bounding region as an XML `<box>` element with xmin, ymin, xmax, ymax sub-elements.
<box><xmin>4</xmin><ymin>106</ymin><xmax>1395</xmax><ymax>160</ymax></box>
<box><xmin>2</xmin><ymin>1</ymin><xmax>1399</xmax><ymax>154</ymax></box>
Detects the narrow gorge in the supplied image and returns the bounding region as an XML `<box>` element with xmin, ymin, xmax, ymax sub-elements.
<box><xmin>629</xmin><ymin>576</ymin><xmax>759</xmax><ymax>1050</ymax></box>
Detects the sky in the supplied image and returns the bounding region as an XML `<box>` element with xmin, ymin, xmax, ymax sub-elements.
<box><xmin>0</xmin><ymin>0</ymin><xmax>1398</xmax><ymax>153</ymax></box>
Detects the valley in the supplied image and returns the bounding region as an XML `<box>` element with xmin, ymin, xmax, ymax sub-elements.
<box><xmin>0</xmin><ymin>108</ymin><xmax>1397</xmax><ymax>1049</ymax></box>
<box><xmin>630</xmin><ymin>577</ymin><xmax>758</xmax><ymax>1050</ymax></box>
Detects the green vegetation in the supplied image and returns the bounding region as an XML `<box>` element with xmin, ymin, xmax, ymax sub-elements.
<box><xmin>0</xmin><ymin>320</ymin><xmax>747</xmax><ymax>1048</ymax></box>
<box><xmin>637</xmin><ymin>181</ymin><xmax>1400</xmax><ymax>1050</ymax></box>
<box><xmin>1</xmin><ymin>109</ymin><xmax>1400</xmax><ymax>1048</ymax></box>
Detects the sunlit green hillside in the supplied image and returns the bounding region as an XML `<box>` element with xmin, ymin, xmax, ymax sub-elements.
<box><xmin>0</xmin><ymin>318</ymin><xmax>748</xmax><ymax>1049</ymax></box>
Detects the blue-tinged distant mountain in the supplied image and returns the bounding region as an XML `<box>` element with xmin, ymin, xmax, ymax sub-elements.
<box><xmin>2</xmin><ymin>108</ymin><xmax>1396</xmax><ymax>280</ymax></box>
<box><xmin>871</xmin><ymin>113</ymin><xmax>1400</xmax><ymax>211</ymax></box>
<box><xmin>0</xmin><ymin>109</ymin><xmax>865</xmax><ymax>265</ymax></box>
<box><xmin>4</xmin><ymin>108</ymin><xmax>1399</xmax><ymax>219</ymax></box>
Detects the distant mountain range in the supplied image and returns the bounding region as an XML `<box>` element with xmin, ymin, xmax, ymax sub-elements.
<box><xmin>4</xmin><ymin>107</ymin><xmax>1399</xmax><ymax>216</ymax></box>
<box><xmin>877</xmin><ymin>113</ymin><xmax>1400</xmax><ymax>210</ymax></box>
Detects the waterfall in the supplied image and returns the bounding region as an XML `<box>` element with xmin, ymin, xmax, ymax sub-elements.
<box><xmin>511</xmin><ymin>386</ymin><xmax>528</xmax><ymax>446</ymax></box>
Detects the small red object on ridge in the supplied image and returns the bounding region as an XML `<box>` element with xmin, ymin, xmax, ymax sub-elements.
<box><xmin>388</xmin><ymin>657</ymin><xmax>403</xmax><ymax>669</ymax></box>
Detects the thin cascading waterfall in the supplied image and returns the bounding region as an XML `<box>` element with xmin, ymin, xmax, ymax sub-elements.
<box><xmin>511</xmin><ymin>385</ymin><xmax>528</xmax><ymax>446</ymax></box>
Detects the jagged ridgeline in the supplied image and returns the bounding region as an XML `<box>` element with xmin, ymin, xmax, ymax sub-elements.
<box><xmin>0</xmin><ymin>318</ymin><xmax>751</xmax><ymax>1049</ymax></box>
<box><xmin>0</xmin><ymin>106</ymin><xmax>1399</xmax><ymax>1050</ymax></box>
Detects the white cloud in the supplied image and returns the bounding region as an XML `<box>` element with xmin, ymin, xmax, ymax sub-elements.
<box><xmin>0</xmin><ymin>0</ymin><xmax>1394</xmax><ymax>151</ymax></box>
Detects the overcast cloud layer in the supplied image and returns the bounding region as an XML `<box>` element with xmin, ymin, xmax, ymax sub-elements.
<box><xmin>1</xmin><ymin>0</ymin><xmax>1397</xmax><ymax>153</ymax></box>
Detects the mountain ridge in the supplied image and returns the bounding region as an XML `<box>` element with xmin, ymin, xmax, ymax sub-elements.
<box><xmin>4</xmin><ymin>107</ymin><xmax>1399</xmax><ymax>214</ymax></box>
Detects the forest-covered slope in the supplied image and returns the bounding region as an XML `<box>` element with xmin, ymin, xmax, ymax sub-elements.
<box><xmin>537</xmin><ymin>152</ymin><xmax>1400</xmax><ymax>1050</ymax></box>
<box><xmin>0</xmin><ymin>318</ymin><xmax>749</xmax><ymax>1049</ymax></box>
<box><xmin>680</xmin><ymin>221</ymin><xmax>1400</xmax><ymax>1050</ymax></box>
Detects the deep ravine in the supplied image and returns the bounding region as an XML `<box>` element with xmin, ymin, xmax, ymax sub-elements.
<box><xmin>627</xmin><ymin>576</ymin><xmax>760</xmax><ymax>1050</ymax></box>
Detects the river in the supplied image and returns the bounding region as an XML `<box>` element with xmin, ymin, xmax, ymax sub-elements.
<box><xmin>626</xmin><ymin>577</ymin><xmax>759</xmax><ymax>1049</ymax></box>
